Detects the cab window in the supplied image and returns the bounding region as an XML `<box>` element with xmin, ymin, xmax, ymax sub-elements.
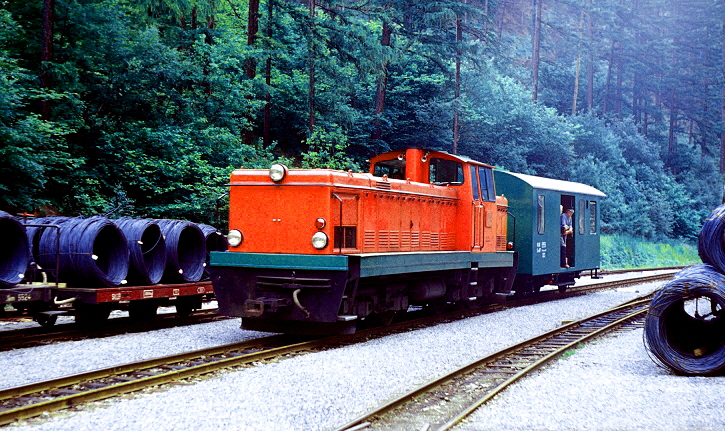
<box><xmin>430</xmin><ymin>158</ymin><xmax>464</xmax><ymax>185</ymax></box>
<box><xmin>478</xmin><ymin>166</ymin><xmax>495</xmax><ymax>202</ymax></box>
<box><xmin>373</xmin><ymin>159</ymin><xmax>405</xmax><ymax>179</ymax></box>
<box><xmin>470</xmin><ymin>165</ymin><xmax>480</xmax><ymax>200</ymax></box>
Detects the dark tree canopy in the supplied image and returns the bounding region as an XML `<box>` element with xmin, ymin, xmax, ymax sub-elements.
<box><xmin>0</xmin><ymin>0</ymin><xmax>722</xmax><ymax>238</ymax></box>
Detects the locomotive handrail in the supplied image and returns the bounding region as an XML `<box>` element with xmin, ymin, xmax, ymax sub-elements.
<box><xmin>332</xmin><ymin>193</ymin><xmax>343</xmax><ymax>254</ymax></box>
<box><xmin>507</xmin><ymin>211</ymin><xmax>516</xmax><ymax>249</ymax></box>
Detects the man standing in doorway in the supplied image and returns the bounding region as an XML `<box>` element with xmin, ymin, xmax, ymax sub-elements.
<box><xmin>560</xmin><ymin>207</ymin><xmax>574</xmax><ymax>268</ymax></box>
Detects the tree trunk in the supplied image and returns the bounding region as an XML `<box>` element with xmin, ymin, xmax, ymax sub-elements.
<box><xmin>244</xmin><ymin>0</ymin><xmax>261</xmax><ymax>147</ymax></box>
<box><xmin>263</xmin><ymin>0</ymin><xmax>273</xmax><ymax>147</ymax></box>
<box><xmin>603</xmin><ymin>42</ymin><xmax>615</xmax><ymax>115</ymax></box>
<box><xmin>40</xmin><ymin>0</ymin><xmax>55</xmax><ymax>121</ymax></box>
<box><xmin>572</xmin><ymin>9</ymin><xmax>583</xmax><ymax>116</ymax></box>
<box><xmin>308</xmin><ymin>0</ymin><xmax>316</xmax><ymax>135</ymax></box>
<box><xmin>531</xmin><ymin>0</ymin><xmax>543</xmax><ymax>102</ymax></box>
<box><xmin>496</xmin><ymin>0</ymin><xmax>506</xmax><ymax>40</ymax></box>
<box><xmin>586</xmin><ymin>0</ymin><xmax>593</xmax><ymax>112</ymax></box>
<box><xmin>372</xmin><ymin>19</ymin><xmax>392</xmax><ymax>141</ymax></box>
<box><xmin>668</xmin><ymin>87</ymin><xmax>677</xmax><ymax>174</ymax></box>
<box><xmin>615</xmin><ymin>41</ymin><xmax>623</xmax><ymax>119</ymax></box>
<box><xmin>453</xmin><ymin>11</ymin><xmax>462</xmax><ymax>154</ymax></box>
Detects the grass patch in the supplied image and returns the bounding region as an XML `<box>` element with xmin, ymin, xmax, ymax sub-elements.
<box><xmin>600</xmin><ymin>235</ymin><xmax>700</xmax><ymax>270</ymax></box>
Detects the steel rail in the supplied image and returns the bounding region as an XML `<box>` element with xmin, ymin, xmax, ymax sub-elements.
<box><xmin>0</xmin><ymin>308</ymin><xmax>224</xmax><ymax>351</ymax></box>
<box><xmin>0</xmin><ymin>272</ymin><xmax>671</xmax><ymax>427</ymax></box>
<box><xmin>0</xmin><ymin>333</ymin><xmax>331</xmax><ymax>426</ymax></box>
<box><xmin>333</xmin><ymin>296</ymin><xmax>653</xmax><ymax>431</ymax></box>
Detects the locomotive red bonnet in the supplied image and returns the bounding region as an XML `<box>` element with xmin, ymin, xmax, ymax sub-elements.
<box><xmin>210</xmin><ymin>148</ymin><xmax>519</xmax><ymax>335</ymax></box>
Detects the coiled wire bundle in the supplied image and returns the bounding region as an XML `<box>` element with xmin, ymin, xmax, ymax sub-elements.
<box><xmin>37</xmin><ymin>216</ymin><xmax>129</xmax><ymax>287</ymax></box>
<box><xmin>157</xmin><ymin>219</ymin><xmax>205</xmax><ymax>283</ymax></box>
<box><xmin>114</xmin><ymin>218</ymin><xmax>166</xmax><ymax>285</ymax></box>
<box><xmin>644</xmin><ymin>264</ymin><xmax>725</xmax><ymax>375</ymax></box>
<box><xmin>0</xmin><ymin>211</ymin><xmax>30</xmax><ymax>287</ymax></box>
<box><xmin>198</xmin><ymin>224</ymin><xmax>226</xmax><ymax>278</ymax></box>
<box><xmin>24</xmin><ymin>216</ymin><xmax>70</xmax><ymax>265</ymax></box>
<box><xmin>697</xmin><ymin>204</ymin><xmax>725</xmax><ymax>273</ymax></box>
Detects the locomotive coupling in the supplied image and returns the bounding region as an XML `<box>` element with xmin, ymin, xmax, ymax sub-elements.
<box><xmin>242</xmin><ymin>297</ymin><xmax>290</xmax><ymax>317</ymax></box>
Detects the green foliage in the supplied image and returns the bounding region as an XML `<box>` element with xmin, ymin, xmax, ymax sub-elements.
<box><xmin>0</xmin><ymin>0</ymin><xmax>722</xmax><ymax>241</ymax></box>
<box><xmin>301</xmin><ymin>125</ymin><xmax>361</xmax><ymax>171</ymax></box>
<box><xmin>600</xmin><ymin>235</ymin><xmax>700</xmax><ymax>269</ymax></box>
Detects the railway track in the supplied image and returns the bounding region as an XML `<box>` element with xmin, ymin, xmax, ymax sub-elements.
<box><xmin>333</xmin><ymin>295</ymin><xmax>653</xmax><ymax>431</ymax></box>
<box><xmin>0</xmin><ymin>308</ymin><xmax>225</xmax><ymax>351</ymax></box>
<box><xmin>0</xmin><ymin>271</ymin><xmax>674</xmax><ymax>427</ymax></box>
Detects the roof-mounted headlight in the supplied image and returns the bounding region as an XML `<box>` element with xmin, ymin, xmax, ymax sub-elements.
<box><xmin>269</xmin><ymin>164</ymin><xmax>288</xmax><ymax>182</ymax></box>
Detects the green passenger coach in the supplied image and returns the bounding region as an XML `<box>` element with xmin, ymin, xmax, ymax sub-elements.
<box><xmin>495</xmin><ymin>171</ymin><xmax>607</xmax><ymax>294</ymax></box>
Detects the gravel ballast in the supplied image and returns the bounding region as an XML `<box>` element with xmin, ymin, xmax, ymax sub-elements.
<box><xmin>5</xmin><ymin>272</ymin><xmax>724</xmax><ymax>431</ymax></box>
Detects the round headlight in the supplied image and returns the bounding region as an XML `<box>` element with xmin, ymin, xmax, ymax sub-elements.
<box><xmin>315</xmin><ymin>218</ymin><xmax>326</xmax><ymax>229</ymax></box>
<box><xmin>311</xmin><ymin>232</ymin><xmax>328</xmax><ymax>250</ymax></box>
<box><xmin>269</xmin><ymin>164</ymin><xmax>288</xmax><ymax>182</ymax></box>
<box><xmin>228</xmin><ymin>229</ymin><xmax>244</xmax><ymax>247</ymax></box>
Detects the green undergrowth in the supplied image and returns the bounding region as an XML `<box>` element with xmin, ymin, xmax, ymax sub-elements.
<box><xmin>600</xmin><ymin>234</ymin><xmax>700</xmax><ymax>270</ymax></box>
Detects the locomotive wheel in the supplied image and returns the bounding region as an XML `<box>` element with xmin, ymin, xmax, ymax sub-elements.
<box><xmin>370</xmin><ymin>311</ymin><xmax>397</xmax><ymax>326</ymax></box>
<box><xmin>558</xmin><ymin>285</ymin><xmax>568</xmax><ymax>293</ymax></box>
<box><xmin>426</xmin><ymin>299</ymin><xmax>447</xmax><ymax>315</ymax></box>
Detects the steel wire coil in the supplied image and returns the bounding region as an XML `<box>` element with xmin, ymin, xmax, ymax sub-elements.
<box><xmin>198</xmin><ymin>224</ymin><xmax>227</xmax><ymax>278</ymax></box>
<box><xmin>0</xmin><ymin>211</ymin><xmax>30</xmax><ymax>287</ymax></box>
<box><xmin>157</xmin><ymin>219</ymin><xmax>205</xmax><ymax>283</ymax></box>
<box><xmin>113</xmin><ymin>218</ymin><xmax>166</xmax><ymax>285</ymax></box>
<box><xmin>644</xmin><ymin>264</ymin><xmax>725</xmax><ymax>375</ymax></box>
<box><xmin>697</xmin><ymin>204</ymin><xmax>725</xmax><ymax>273</ymax></box>
<box><xmin>23</xmin><ymin>216</ymin><xmax>70</xmax><ymax>265</ymax></box>
<box><xmin>37</xmin><ymin>216</ymin><xmax>129</xmax><ymax>287</ymax></box>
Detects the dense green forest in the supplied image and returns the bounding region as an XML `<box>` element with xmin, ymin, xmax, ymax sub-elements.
<box><xmin>1</xmin><ymin>0</ymin><xmax>723</xmax><ymax>239</ymax></box>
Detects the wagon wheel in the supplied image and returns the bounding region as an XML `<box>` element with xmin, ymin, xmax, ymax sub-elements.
<box><xmin>128</xmin><ymin>301</ymin><xmax>158</xmax><ymax>320</ymax></box>
<box><xmin>371</xmin><ymin>310</ymin><xmax>397</xmax><ymax>326</ymax></box>
<box><xmin>74</xmin><ymin>303</ymin><xmax>111</xmax><ymax>325</ymax></box>
<box><xmin>34</xmin><ymin>314</ymin><xmax>58</xmax><ymax>327</ymax></box>
<box><xmin>175</xmin><ymin>299</ymin><xmax>195</xmax><ymax>317</ymax></box>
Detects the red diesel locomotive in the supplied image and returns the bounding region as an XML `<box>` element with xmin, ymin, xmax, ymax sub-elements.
<box><xmin>210</xmin><ymin>148</ymin><xmax>519</xmax><ymax>334</ymax></box>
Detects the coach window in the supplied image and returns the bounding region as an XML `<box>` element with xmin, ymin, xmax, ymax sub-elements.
<box><xmin>589</xmin><ymin>201</ymin><xmax>598</xmax><ymax>234</ymax></box>
<box><xmin>578</xmin><ymin>199</ymin><xmax>585</xmax><ymax>234</ymax></box>
<box><xmin>537</xmin><ymin>195</ymin><xmax>545</xmax><ymax>234</ymax></box>
<box><xmin>478</xmin><ymin>166</ymin><xmax>495</xmax><ymax>202</ymax></box>
<box><xmin>430</xmin><ymin>158</ymin><xmax>464</xmax><ymax>185</ymax></box>
<box><xmin>470</xmin><ymin>165</ymin><xmax>480</xmax><ymax>200</ymax></box>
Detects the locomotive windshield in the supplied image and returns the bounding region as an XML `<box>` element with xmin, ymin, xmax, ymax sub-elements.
<box><xmin>429</xmin><ymin>158</ymin><xmax>464</xmax><ymax>185</ymax></box>
<box><xmin>373</xmin><ymin>159</ymin><xmax>406</xmax><ymax>179</ymax></box>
